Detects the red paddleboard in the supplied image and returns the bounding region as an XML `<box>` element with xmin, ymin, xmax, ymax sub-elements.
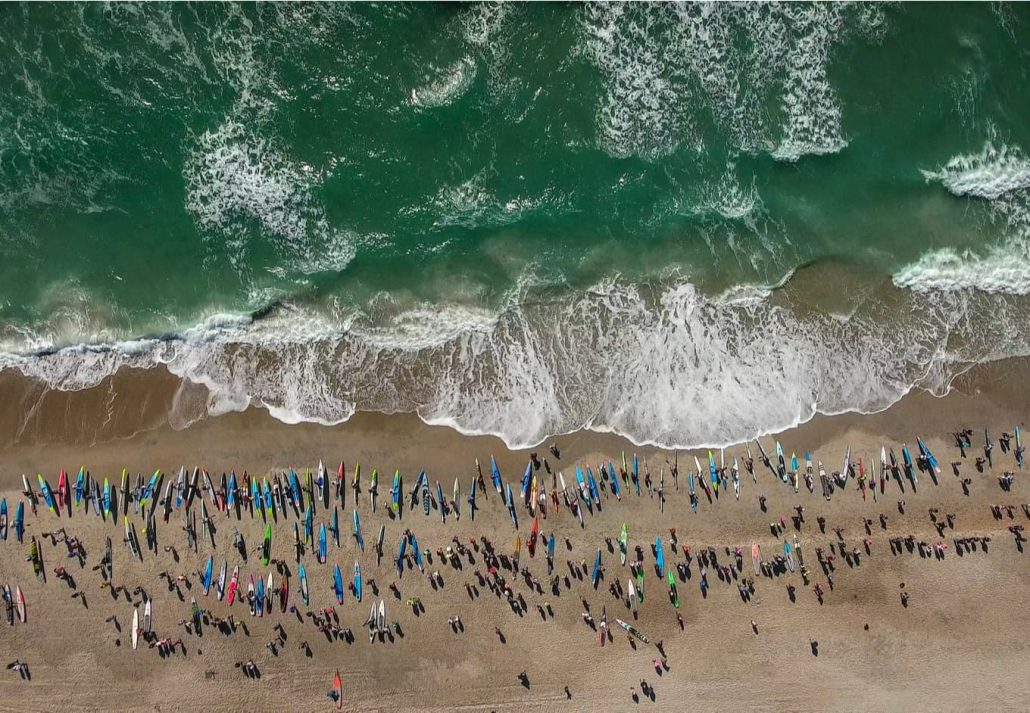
<box><xmin>333</xmin><ymin>670</ymin><xmax>343</xmax><ymax>710</ymax></box>
<box><xmin>16</xmin><ymin>586</ymin><xmax>26</xmax><ymax>623</ymax></box>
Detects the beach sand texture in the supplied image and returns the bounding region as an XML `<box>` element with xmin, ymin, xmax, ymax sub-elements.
<box><xmin>0</xmin><ymin>366</ymin><xmax>1028</xmax><ymax>712</ymax></box>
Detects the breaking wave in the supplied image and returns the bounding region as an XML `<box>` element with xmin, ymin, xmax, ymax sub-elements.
<box><xmin>4</xmin><ymin>271</ymin><xmax>1030</xmax><ymax>450</ymax></box>
<box><xmin>896</xmin><ymin>141</ymin><xmax>1030</xmax><ymax>295</ymax></box>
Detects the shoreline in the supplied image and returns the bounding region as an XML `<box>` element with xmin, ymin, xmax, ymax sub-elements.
<box><xmin>0</xmin><ymin>363</ymin><xmax>1028</xmax><ymax>711</ymax></box>
<box><xmin>1</xmin><ymin>353</ymin><xmax>1029</xmax><ymax>469</ymax></box>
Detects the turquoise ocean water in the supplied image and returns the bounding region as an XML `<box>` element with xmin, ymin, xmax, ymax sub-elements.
<box><xmin>2</xmin><ymin>3</ymin><xmax>1030</xmax><ymax>447</ymax></box>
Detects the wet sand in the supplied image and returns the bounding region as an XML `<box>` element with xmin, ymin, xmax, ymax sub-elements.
<box><xmin>0</xmin><ymin>364</ymin><xmax>1029</xmax><ymax>711</ymax></box>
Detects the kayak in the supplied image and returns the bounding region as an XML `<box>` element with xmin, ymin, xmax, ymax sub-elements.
<box><xmin>370</xmin><ymin>468</ymin><xmax>379</xmax><ymax>511</ymax></box>
<box><xmin>202</xmin><ymin>554</ymin><xmax>214</xmax><ymax>595</ymax></box>
<box><xmin>38</xmin><ymin>474</ymin><xmax>55</xmax><ymax>513</ymax></box>
<box><xmin>125</xmin><ymin>517</ymin><xmax>140</xmax><ymax>560</ymax></box>
<box><xmin>490</xmin><ymin>455</ymin><xmax>502</xmax><ymax>493</ymax></box>
<box><xmin>334</xmin><ymin>564</ymin><xmax>344</xmax><ymax>603</ymax></box>
<box><xmin>902</xmin><ymin>445</ymin><xmax>917</xmax><ymax>484</ymax></box>
<box><xmin>57</xmin><ymin>469</ymin><xmax>67</xmax><ymax>511</ymax></box>
<box><xmin>587</xmin><ymin>469</ymin><xmax>600</xmax><ymax>505</ymax></box>
<box><xmin>917</xmin><ymin>437</ymin><xmax>941</xmax><ymax>474</ymax></box>
<box><xmin>141</xmin><ymin>470</ymin><xmax>160</xmax><ymax>511</ymax></box>
<box><xmin>14</xmin><ymin>502</ymin><xmax>23</xmax><ymax>543</ymax></box>
<box><xmin>411</xmin><ymin>534</ymin><xmax>424</xmax><ymax>571</ymax></box>
<box><xmin>608</xmin><ymin>462</ymin><xmax>621</xmax><ymax>499</ymax></box>
<box><xmin>397</xmin><ymin>536</ymin><xmax>407</xmax><ymax>576</ymax></box>
<box><xmin>391</xmin><ymin>470</ymin><xmax>401</xmax><ymax>513</ymax></box>
<box><xmin>299</xmin><ymin>562</ymin><xmax>309</xmax><ymax>605</ymax></box>
<box><xmin>75</xmin><ymin>467</ymin><xmax>85</xmax><ymax>507</ymax></box>
<box><xmin>506</xmin><ymin>483</ymin><xmax>518</xmax><ymax>529</ymax></box>
<box><xmin>616</xmin><ymin>618</ymin><xmax>650</xmax><ymax>644</ymax></box>
<box><xmin>353</xmin><ymin>510</ymin><xmax>364</xmax><ymax>552</ymax></box>
<box><xmin>453</xmin><ymin>477</ymin><xmax>460</xmax><ymax>520</ymax></box>
<box><xmin>216</xmin><ymin>560</ymin><xmax>228</xmax><ymax>600</ymax></box>
<box><xmin>227</xmin><ymin>566</ymin><xmax>240</xmax><ymax>605</ymax></box>
<box><xmin>266</xmin><ymin>572</ymin><xmax>274</xmax><ymax>613</ymax></box>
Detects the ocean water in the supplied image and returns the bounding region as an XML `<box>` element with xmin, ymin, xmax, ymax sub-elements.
<box><xmin>2</xmin><ymin>3</ymin><xmax>1030</xmax><ymax>448</ymax></box>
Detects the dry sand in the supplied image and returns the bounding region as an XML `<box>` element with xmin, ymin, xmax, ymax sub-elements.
<box><xmin>0</xmin><ymin>364</ymin><xmax>1028</xmax><ymax>712</ymax></box>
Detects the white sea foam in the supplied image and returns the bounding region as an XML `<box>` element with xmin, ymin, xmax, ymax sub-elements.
<box><xmin>897</xmin><ymin>141</ymin><xmax>1030</xmax><ymax>295</ymax></box>
<box><xmin>580</xmin><ymin>4</ymin><xmax>874</xmax><ymax>163</ymax></box>
<box><xmin>409</xmin><ymin>58</ymin><xmax>477</xmax><ymax>109</ymax></box>
<box><xmin>921</xmin><ymin>142</ymin><xmax>1030</xmax><ymax>200</ymax></box>
<box><xmin>184</xmin><ymin>118</ymin><xmax>354</xmax><ymax>276</ymax></box>
<box><xmin>893</xmin><ymin>248</ymin><xmax>1030</xmax><ymax>295</ymax></box>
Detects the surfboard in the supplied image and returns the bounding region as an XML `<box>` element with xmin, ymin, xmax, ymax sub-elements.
<box><xmin>132</xmin><ymin>607</ymin><xmax>140</xmax><ymax>650</ymax></box>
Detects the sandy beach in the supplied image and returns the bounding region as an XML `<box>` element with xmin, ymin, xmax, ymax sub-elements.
<box><xmin>0</xmin><ymin>362</ymin><xmax>1028</xmax><ymax>712</ymax></box>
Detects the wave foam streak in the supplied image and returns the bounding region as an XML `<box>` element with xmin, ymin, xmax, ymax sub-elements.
<box><xmin>897</xmin><ymin>141</ymin><xmax>1030</xmax><ymax>294</ymax></box>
